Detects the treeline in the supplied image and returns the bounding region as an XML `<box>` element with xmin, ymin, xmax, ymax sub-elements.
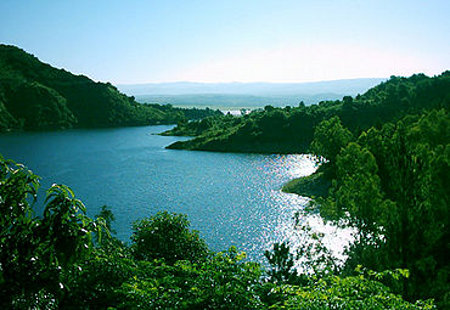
<box><xmin>0</xmin><ymin>45</ymin><xmax>221</xmax><ymax>131</ymax></box>
<box><xmin>0</xmin><ymin>156</ymin><xmax>435</xmax><ymax>309</ymax></box>
<box><xmin>164</xmin><ymin>71</ymin><xmax>449</xmax><ymax>153</ymax></box>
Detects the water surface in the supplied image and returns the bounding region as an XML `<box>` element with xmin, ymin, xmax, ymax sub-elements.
<box><xmin>0</xmin><ymin>125</ymin><xmax>348</xmax><ymax>262</ymax></box>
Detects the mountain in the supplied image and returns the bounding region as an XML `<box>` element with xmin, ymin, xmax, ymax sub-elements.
<box><xmin>133</xmin><ymin>93</ymin><xmax>348</xmax><ymax>109</ymax></box>
<box><xmin>117</xmin><ymin>79</ymin><xmax>386</xmax><ymax>109</ymax></box>
<box><xmin>0</xmin><ymin>45</ymin><xmax>221</xmax><ymax>131</ymax></box>
<box><xmin>117</xmin><ymin>79</ymin><xmax>386</xmax><ymax>96</ymax></box>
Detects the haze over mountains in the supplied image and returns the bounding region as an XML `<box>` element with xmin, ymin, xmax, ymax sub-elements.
<box><xmin>118</xmin><ymin>78</ymin><xmax>386</xmax><ymax>109</ymax></box>
<box><xmin>118</xmin><ymin>79</ymin><xmax>386</xmax><ymax>96</ymax></box>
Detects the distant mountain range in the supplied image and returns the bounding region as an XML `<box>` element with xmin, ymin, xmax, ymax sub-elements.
<box><xmin>118</xmin><ymin>79</ymin><xmax>386</xmax><ymax>109</ymax></box>
<box><xmin>130</xmin><ymin>94</ymin><xmax>346</xmax><ymax>110</ymax></box>
<box><xmin>117</xmin><ymin>79</ymin><xmax>386</xmax><ymax>96</ymax></box>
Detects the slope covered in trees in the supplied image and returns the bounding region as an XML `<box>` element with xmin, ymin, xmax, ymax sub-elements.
<box><xmin>280</xmin><ymin>108</ymin><xmax>449</xmax><ymax>307</ymax></box>
<box><xmin>305</xmin><ymin>109</ymin><xmax>450</xmax><ymax>307</ymax></box>
<box><xmin>0</xmin><ymin>156</ymin><xmax>435</xmax><ymax>309</ymax></box>
<box><xmin>164</xmin><ymin>71</ymin><xmax>449</xmax><ymax>153</ymax></box>
<box><xmin>0</xmin><ymin>44</ymin><xmax>221</xmax><ymax>131</ymax></box>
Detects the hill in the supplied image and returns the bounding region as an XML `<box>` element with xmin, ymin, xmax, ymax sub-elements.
<box><xmin>164</xmin><ymin>71</ymin><xmax>450</xmax><ymax>153</ymax></box>
<box><xmin>0</xmin><ymin>45</ymin><xmax>221</xmax><ymax>131</ymax></box>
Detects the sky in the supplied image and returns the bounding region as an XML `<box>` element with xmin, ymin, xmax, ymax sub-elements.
<box><xmin>0</xmin><ymin>0</ymin><xmax>449</xmax><ymax>84</ymax></box>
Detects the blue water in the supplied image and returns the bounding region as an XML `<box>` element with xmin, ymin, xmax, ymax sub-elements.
<box><xmin>0</xmin><ymin>125</ymin><xmax>318</xmax><ymax>261</ymax></box>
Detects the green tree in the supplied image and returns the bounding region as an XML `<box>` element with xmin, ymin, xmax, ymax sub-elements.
<box><xmin>317</xmin><ymin>110</ymin><xmax>449</xmax><ymax>306</ymax></box>
<box><xmin>117</xmin><ymin>247</ymin><xmax>264</xmax><ymax>309</ymax></box>
<box><xmin>271</xmin><ymin>268</ymin><xmax>435</xmax><ymax>310</ymax></box>
<box><xmin>0</xmin><ymin>156</ymin><xmax>98</xmax><ymax>308</ymax></box>
<box><xmin>310</xmin><ymin>116</ymin><xmax>353</xmax><ymax>166</ymax></box>
<box><xmin>325</xmin><ymin>142</ymin><xmax>388</xmax><ymax>236</ymax></box>
<box><xmin>264</xmin><ymin>242</ymin><xmax>297</xmax><ymax>284</ymax></box>
<box><xmin>131</xmin><ymin>211</ymin><xmax>209</xmax><ymax>264</ymax></box>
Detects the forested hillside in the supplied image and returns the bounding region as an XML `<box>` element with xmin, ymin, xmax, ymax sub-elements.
<box><xmin>0</xmin><ymin>45</ymin><xmax>221</xmax><ymax>131</ymax></box>
<box><xmin>164</xmin><ymin>71</ymin><xmax>449</xmax><ymax>153</ymax></box>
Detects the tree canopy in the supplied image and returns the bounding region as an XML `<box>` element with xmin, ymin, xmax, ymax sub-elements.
<box><xmin>308</xmin><ymin>109</ymin><xmax>450</xmax><ymax>307</ymax></box>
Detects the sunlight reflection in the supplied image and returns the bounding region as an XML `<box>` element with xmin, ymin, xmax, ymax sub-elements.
<box><xmin>260</xmin><ymin>154</ymin><xmax>354</xmax><ymax>268</ymax></box>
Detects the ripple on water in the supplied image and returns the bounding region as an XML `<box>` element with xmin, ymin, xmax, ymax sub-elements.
<box><xmin>0</xmin><ymin>127</ymin><xmax>353</xmax><ymax>265</ymax></box>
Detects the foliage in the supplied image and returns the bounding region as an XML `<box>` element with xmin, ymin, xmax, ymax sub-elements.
<box><xmin>164</xmin><ymin>71</ymin><xmax>449</xmax><ymax>154</ymax></box>
<box><xmin>315</xmin><ymin>109</ymin><xmax>449</xmax><ymax>307</ymax></box>
<box><xmin>292</xmin><ymin>220</ymin><xmax>340</xmax><ymax>278</ymax></box>
<box><xmin>0</xmin><ymin>156</ymin><xmax>98</xmax><ymax>308</ymax></box>
<box><xmin>0</xmin><ymin>98</ymin><xmax>18</xmax><ymax>130</ymax></box>
<box><xmin>0</xmin><ymin>154</ymin><xmax>434</xmax><ymax>309</ymax></box>
<box><xmin>310</xmin><ymin>116</ymin><xmax>353</xmax><ymax>165</ymax></box>
<box><xmin>6</xmin><ymin>81</ymin><xmax>77</xmax><ymax>130</ymax></box>
<box><xmin>117</xmin><ymin>247</ymin><xmax>264</xmax><ymax>309</ymax></box>
<box><xmin>271</xmin><ymin>269</ymin><xmax>435</xmax><ymax>310</ymax></box>
<box><xmin>131</xmin><ymin>211</ymin><xmax>209</xmax><ymax>264</ymax></box>
<box><xmin>162</xmin><ymin>113</ymin><xmax>241</xmax><ymax>137</ymax></box>
<box><xmin>96</xmin><ymin>205</ymin><xmax>116</xmax><ymax>235</ymax></box>
<box><xmin>265</xmin><ymin>242</ymin><xmax>298</xmax><ymax>284</ymax></box>
<box><xmin>0</xmin><ymin>44</ymin><xmax>221</xmax><ymax>131</ymax></box>
<box><xmin>60</xmin><ymin>244</ymin><xmax>137</xmax><ymax>308</ymax></box>
<box><xmin>319</xmin><ymin>142</ymin><xmax>389</xmax><ymax>236</ymax></box>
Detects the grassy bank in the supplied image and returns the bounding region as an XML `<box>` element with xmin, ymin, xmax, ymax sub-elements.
<box><xmin>282</xmin><ymin>171</ymin><xmax>330</xmax><ymax>198</ymax></box>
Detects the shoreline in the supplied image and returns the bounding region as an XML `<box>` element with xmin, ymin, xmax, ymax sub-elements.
<box><xmin>281</xmin><ymin>170</ymin><xmax>330</xmax><ymax>198</ymax></box>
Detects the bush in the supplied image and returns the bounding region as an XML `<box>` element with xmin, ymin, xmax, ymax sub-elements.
<box><xmin>131</xmin><ymin>211</ymin><xmax>209</xmax><ymax>264</ymax></box>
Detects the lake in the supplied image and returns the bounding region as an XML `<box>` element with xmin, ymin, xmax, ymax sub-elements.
<box><xmin>0</xmin><ymin>125</ymin><xmax>351</xmax><ymax>262</ymax></box>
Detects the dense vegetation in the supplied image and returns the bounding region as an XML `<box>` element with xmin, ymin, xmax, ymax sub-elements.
<box><xmin>0</xmin><ymin>155</ymin><xmax>435</xmax><ymax>309</ymax></box>
<box><xmin>280</xmin><ymin>76</ymin><xmax>449</xmax><ymax>309</ymax></box>
<box><xmin>1</xmin><ymin>45</ymin><xmax>447</xmax><ymax>307</ymax></box>
<box><xmin>164</xmin><ymin>71</ymin><xmax>449</xmax><ymax>153</ymax></box>
<box><xmin>0</xmin><ymin>44</ymin><xmax>221</xmax><ymax>131</ymax></box>
<box><xmin>307</xmin><ymin>109</ymin><xmax>449</xmax><ymax>308</ymax></box>
<box><xmin>161</xmin><ymin>72</ymin><xmax>450</xmax><ymax>308</ymax></box>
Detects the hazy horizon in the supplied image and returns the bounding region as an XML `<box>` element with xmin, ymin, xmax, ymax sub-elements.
<box><xmin>117</xmin><ymin>77</ymin><xmax>387</xmax><ymax>86</ymax></box>
<box><xmin>116</xmin><ymin>78</ymin><xmax>386</xmax><ymax>96</ymax></box>
<box><xmin>116</xmin><ymin>78</ymin><xmax>387</xmax><ymax>109</ymax></box>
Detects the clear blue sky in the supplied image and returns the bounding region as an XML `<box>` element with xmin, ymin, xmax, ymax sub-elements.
<box><xmin>1</xmin><ymin>0</ymin><xmax>449</xmax><ymax>84</ymax></box>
